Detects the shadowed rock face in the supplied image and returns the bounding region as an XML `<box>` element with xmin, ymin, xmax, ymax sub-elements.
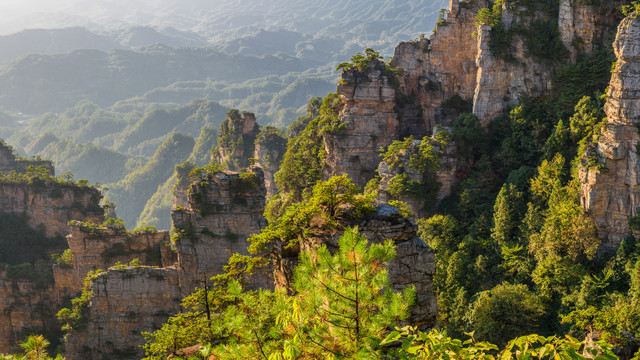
<box><xmin>580</xmin><ymin>14</ymin><xmax>640</xmax><ymax>246</ymax></box>
<box><xmin>64</xmin><ymin>266</ymin><xmax>182</xmax><ymax>360</ymax></box>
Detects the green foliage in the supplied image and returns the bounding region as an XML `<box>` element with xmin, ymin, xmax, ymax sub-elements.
<box><xmin>467</xmin><ymin>283</ymin><xmax>546</xmax><ymax>346</ymax></box>
<box><xmin>249</xmin><ymin>175</ymin><xmax>374</xmax><ymax>255</ymax></box>
<box><xmin>525</xmin><ymin>20</ymin><xmax>569</xmax><ymax>61</ymax></box>
<box><xmin>144</xmin><ymin>228</ymin><xmax>414</xmax><ymax>359</ymax></box>
<box><xmin>622</xmin><ymin>1</ymin><xmax>640</xmax><ymax>17</ymax></box>
<box><xmin>215</xmin><ymin>109</ymin><xmax>258</xmax><ymax>170</ymax></box>
<box><xmin>50</xmin><ymin>249</ymin><xmax>73</xmax><ymax>269</ymax></box>
<box><xmin>274</xmin><ymin>93</ymin><xmax>345</xmax><ymax>202</ymax></box>
<box><xmin>475</xmin><ymin>0</ymin><xmax>504</xmax><ymax>27</ymax></box>
<box><xmin>382</xmin><ymin>328</ymin><xmax>617</xmax><ymax>359</ymax></box>
<box><xmin>389</xmin><ymin>200</ymin><xmax>412</xmax><ymax>217</ymax></box>
<box><xmin>57</xmin><ymin>269</ymin><xmax>105</xmax><ymax>332</ymax></box>
<box><xmin>336</xmin><ymin>48</ymin><xmax>385</xmax><ymax>73</ymax></box>
<box><xmin>229</xmin><ymin>172</ymin><xmax>260</xmax><ymax>194</ymax></box>
<box><xmin>254</xmin><ymin>126</ymin><xmax>287</xmax><ymax>168</ymax></box>
<box><xmin>553</xmin><ymin>49</ymin><xmax>615</xmax><ymax>115</ymax></box>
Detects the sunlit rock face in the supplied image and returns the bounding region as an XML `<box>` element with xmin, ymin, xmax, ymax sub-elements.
<box><xmin>580</xmin><ymin>13</ymin><xmax>640</xmax><ymax>247</ymax></box>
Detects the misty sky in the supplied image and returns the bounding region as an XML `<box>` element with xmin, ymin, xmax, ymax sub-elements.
<box><xmin>0</xmin><ymin>0</ymin><xmax>212</xmax><ymax>34</ymax></box>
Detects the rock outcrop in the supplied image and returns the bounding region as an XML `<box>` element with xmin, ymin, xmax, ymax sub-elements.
<box><xmin>390</xmin><ymin>0</ymin><xmax>483</xmax><ymax>133</ymax></box>
<box><xmin>64</xmin><ymin>266</ymin><xmax>181</xmax><ymax>360</ymax></box>
<box><xmin>171</xmin><ymin>166</ymin><xmax>269</xmax><ymax>292</ymax></box>
<box><xmin>580</xmin><ymin>13</ymin><xmax>640</xmax><ymax>246</ymax></box>
<box><xmin>273</xmin><ymin>205</ymin><xmax>437</xmax><ymax>328</ymax></box>
<box><xmin>254</xmin><ymin>126</ymin><xmax>287</xmax><ymax>196</ymax></box>
<box><xmin>213</xmin><ymin>110</ymin><xmax>260</xmax><ymax>170</ymax></box>
<box><xmin>56</xmin><ymin>224</ymin><xmax>171</xmax><ymax>297</ymax></box>
<box><xmin>324</xmin><ymin>61</ymin><xmax>398</xmax><ymax>188</ymax></box>
<box><xmin>0</xmin><ymin>268</ymin><xmax>58</xmax><ymax>353</ymax></box>
<box><xmin>0</xmin><ymin>140</ymin><xmax>54</xmax><ymax>175</ymax></box>
<box><xmin>0</xmin><ymin>184</ymin><xmax>104</xmax><ymax>238</ymax></box>
<box><xmin>474</xmin><ymin>1</ymin><xmax>622</xmax><ymax>123</ymax></box>
<box><xmin>376</xmin><ymin>129</ymin><xmax>459</xmax><ymax>219</ymax></box>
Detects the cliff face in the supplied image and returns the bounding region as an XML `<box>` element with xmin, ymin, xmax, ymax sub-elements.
<box><xmin>56</xmin><ymin>224</ymin><xmax>170</xmax><ymax>297</ymax></box>
<box><xmin>324</xmin><ymin>0</ymin><xmax>621</xmax><ymax>189</ymax></box>
<box><xmin>171</xmin><ymin>166</ymin><xmax>269</xmax><ymax>292</ymax></box>
<box><xmin>474</xmin><ymin>1</ymin><xmax>622</xmax><ymax>123</ymax></box>
<box><xmin>64</xmin><ymin>267</ymin><xmax>181</xmax><ymax>360</ymax></box>
<box><xmin>273</xmin><ymin>205</ymin><xmax>437</xmax><ymax>328</ymax></box>
<box><xmin>254</xmin><ymin>127</ymin><xmax>287</xmax><ymax>196</ymax></box>
<box><xmin>376</xmin><ymin>132</ymin><xmax>459</xmax><ymax>219</ymax></box>
<box><xmin>579</xmin><ymin>13</ymin><xmax>640</xmax><ymax>246</ymax></box>
<box><xmin>0</xmin><ymin>270</ymin><xmax>58</xmax><ymax>353</ymax></box>
<box><xmin>391</xmin><ymin>0</ymin><xmax>483</xmax><ymax>133</ymax></box>
<box><xmin>0</xmin><ymin>184</ymin><xmax>103</xmax><ymax>238</ymax></box>
<box><xmin>213</xmin><ymin>111</ymin><xmax>260</xmax><ymax>170</ymax></box>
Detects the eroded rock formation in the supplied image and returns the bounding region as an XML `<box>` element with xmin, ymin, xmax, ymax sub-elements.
<box><xmin>580</xmin><ymin>13</ymin><xmax>640</xmax><ymax>246</ymax></box>
<box><xmin>0</xmin><ymin>141</ymin><xmax>54</xmax><ymax>175</ymax></box>
<box><xmin>0</xmin><ymin>184</ymin><xmax>103</xmax><ymax>238</ymax></box>
<box><xmin>64</xmin><ymin>266</ymin><xmax>181</xmax><ymax>360</ymax></box>
<box><xmin>57</xmin><ymin>224</ymin><xmax>171</xmax><ymax>297</ymax></box>
<box><xmin>376</xmin><ymin>130</ymin><xmax>459</xmax><ymax>219</ymax></box>
<box><xmin>171</xmin><ymin>166</ymin><xmax>269</xmax><ymax>292</ymax></box>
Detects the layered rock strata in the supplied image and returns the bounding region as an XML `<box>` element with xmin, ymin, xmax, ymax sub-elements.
<box><xmin>171</xmin><ymin>166</ymin><xmax>269</xmax><ymax>292</ymax></box>
<box><xmin>0</xmin><ymin>269</ymin><xmax>58</xmax><ymax>352</ymax></box>
<box><xmin>0</xmin><ymin>184</ymin><xmax>103</xmax><ymax>238</ymax></box>
<box><xmin>580</xmin><ymin>14</ymin><xmax>640</xmax><ymax>245</ymax></box>
<box><xmin>56</xmin><ymin>224</ymin><xmax>171</xmax><ymax>297</ymax></box>
<box><xmin>64</xmin><ymin>266</ymin><xmax>181</xmax><ymax>360</ymax></box>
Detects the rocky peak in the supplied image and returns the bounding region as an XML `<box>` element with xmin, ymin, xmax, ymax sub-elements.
<box><xmin>579</xmin><ymin>13</ymin><xmax>640</xmax><ymax>246</ymax></box>
<box><xmin>171</xmin><ymin>166</ymin><xmax>269</xmax><ymax>292</ymax></box>
<box><xmin>213</xmin><ymin>110</ymin><xmax>260</xmax><ymax>170</ymax></box>
<box><xmin>324</xmin><ymin>60</ymin><xmax>397</xmax><ymax>188</ymax></box>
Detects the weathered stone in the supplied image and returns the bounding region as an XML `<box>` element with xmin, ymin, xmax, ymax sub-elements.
<box><xmin>59</xmin><ymin>224</ymin><xmax>170</xmax><ymax>296</ymax></box>
<box><xmin>171</xmin><ymin>166</ymin><xmax>270</xmax><ymax>293</ymax></box>
<box><xmin>580</xmin><ymin>14</ymin><xmax>640</xmax><ymax>246</ymax></box>
<box><xmin>0</xmin><ymin>184</ymin><xmax>103</xmax><ymax>238</ymax></box>
<box><xmin>0</xmin><ymin>268</ymin><xmax>58</xmax><ymax>353</ymax></box>
<box><xmin>376</xmin><ymin>129</ymin><xmax>459</xmax><ymax>219</ymax></box>
<box><xmin>64</xmin><ymin>266</ymin><xmax>182</xmax><ymax>360</ymax></box>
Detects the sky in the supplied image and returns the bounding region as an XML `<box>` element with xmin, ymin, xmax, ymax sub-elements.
<box><xmin>0</xmin><ymin>0</ymin><xmax>193</xmax><ymax>34</ymax></box>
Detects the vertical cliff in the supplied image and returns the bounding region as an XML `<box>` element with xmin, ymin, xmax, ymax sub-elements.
<box><xmin>171</xmin><ymin>166</ymin><xmax>269</xmax><ymax>292</ymax></box>
<box><xmin>391</xmin><ymin>0</ymin><xmax>483</xmax><ymax>133</ymax></box>
<box><xmin>213</xmin><ymin>110</ymin><xmax>260</xmax><ymax>170</ymax></box>
<box><xmin>254</xmin><ymin>126</ymin><xmax>287</xmax><ymax>196</ymax></box>
<box><xmin>64</xmin><ymin>266</ymin><xmax>181</xmax><ymax>360</ymax></box>
<box><xmin>579</xmin><ymin>13</ymin><xmax>640</xmax><ymax>246</ymax></box>
<box><xmin>473</xmin><ymin>0</ymin><xmax>622</xmax><ymax>123</ymax></box>
<box><xmin>56</xmin><ymin>223</ymin><xmax>170</xmax><ymax>297</ymax></box>
<box><xmin>0</xmin><ymin>184</ymin><xmax>104</xmax><ymax>238</ymax></box>
<box><xmin>0</xmin><ymin>268</ymin><xmax>58</xmax><ymax>353</ymax></box>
